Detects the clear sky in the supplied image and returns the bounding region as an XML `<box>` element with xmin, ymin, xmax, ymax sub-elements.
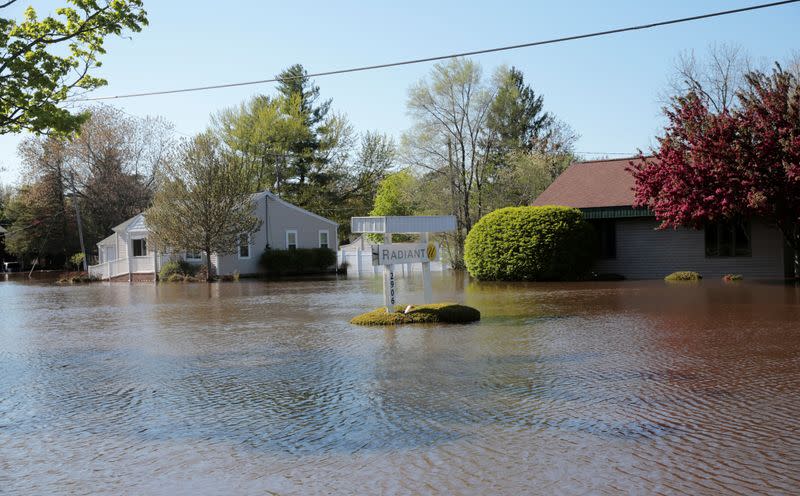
<box><xmin>1</xmin><ymin>0</ymin><xmax>798</xmax><ymax>184</ymax></box>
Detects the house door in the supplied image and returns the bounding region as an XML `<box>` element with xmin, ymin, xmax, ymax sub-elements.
<box><xmin>104</xmin><ymin>246</ymin><xmax>116</xmax><ymax>262</ymax></box>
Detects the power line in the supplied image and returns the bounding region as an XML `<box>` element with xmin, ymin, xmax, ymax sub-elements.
<box><xmin>76</xmin><ymin>0</ymin><xmax>800</xmax><ymax>102</ymax></box>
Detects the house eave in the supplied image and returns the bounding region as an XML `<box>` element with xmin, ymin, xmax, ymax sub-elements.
<box><xmin>580</xmin><ymin>206</ymin><xmax>654</xmax><ymax>220</ymax></box>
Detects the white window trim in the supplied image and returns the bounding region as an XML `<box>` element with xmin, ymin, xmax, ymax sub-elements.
<box><xmin>318</xmin><ymin>229</ymin><xmax>329</xmax><ymax>249</ymax></box>
<box><xmin>185</xmin><ymin>250</ymin><xmax>202</xmax><ymax>262</ymax></box>
<box><xmin>286</xmin><ymin>229</ymin><xmax>298</xmax><ymax>250</ymax></box>
<box><xmin>238</xmin><ymin>233</ymin><xmax>251</xmax><ymax>259</ymax></box>
<box><xmin>131</xmin><ymin>237</ymin><xmax>148</xmax><ymax>258</ymax></box>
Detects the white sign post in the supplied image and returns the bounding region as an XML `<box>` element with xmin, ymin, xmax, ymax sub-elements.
<box><xmin>351</xmin><ymin>215</ymin><xmax>456</xmax><ymax>314</ymax></box>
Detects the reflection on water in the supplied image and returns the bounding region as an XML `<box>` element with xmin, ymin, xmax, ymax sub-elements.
<box><xmin>1</xmin><ymin>274</ymin><xmax>799</xmax><ymax>494</ymax></box>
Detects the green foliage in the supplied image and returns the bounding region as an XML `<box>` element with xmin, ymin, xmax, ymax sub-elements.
<box><xmin>488</xmin><ymin>66</ymin><xmax>551</xmax><ymax>153</ymax></box>
<box><xmin>158</xmin><ymin>260</ymin><xmax>198</xmax><ymax>280</ymax></box>
<box><xmin>0</xmin><ymin>1</ymin><xmax>148</xmax><ymax>135</ymax></box>
<box><xmin>3</xmin><ymin>176</ymin><xmax>78</xmax><ymax>263</ymax></box>
<box><xmin>369</xmin><ymin>170</ymin><xmax>418</xmax><ymax>217</ymax></box>
<box><xmin>259</xmin><ymin>248</ymin><xmax>336</xmax><ymax>276</ymax></box>
<box><xmin>69</xmin><ymin>252</ymin><xmax>84</xmax><ymax>268</ymax></box>
<box><xmin>350</xmin><ymin>303</ymin><xmax>481</xmax><ymax>326</ymax></box>
<box><xmin>723</xmin><ymin>273</ymin><xmax>743</xmax><ymax>282</ymax></box>
<box><xmin>464</xmin><ymin>206</ymin><xmax>595</xmax><ymax>281</ymax></box>
<box><xmin>367</xmin><ymin>170</ymin><xmax>419</xmax><ymax>243</ymax></box>
<box><xmin>213</xmin><ymin>64</ymin><xmax>393</xmax><ymax>242</ymax></box>
<box><xmin>664</xmin><ymin>271</ymin><xmax>703</xmax><ymax>281</ymax></box>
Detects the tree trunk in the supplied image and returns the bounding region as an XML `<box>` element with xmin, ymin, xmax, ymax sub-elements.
<box><xmin>793</xmin><ymin>223</ymin><xmax>799</xmax><ymax>280</ymax></box>
<box><xmin>204</xmin><ymin>244</ymin><xmax>213</xmax><ymax>282</ymax></box>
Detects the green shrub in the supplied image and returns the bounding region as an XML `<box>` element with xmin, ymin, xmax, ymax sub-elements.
<box><xmin>260</xmin><ymin>248</ymin><xmax>337</xmax><ymax>276</ymax></box>
<box><xmin>69</xmin><ymin>252</ymin><xmax>85</xmax><ymax>269</ymax></box>
<box><xmin>664</xmin><ymin>271</ymin><xmax>702</xmax><ymax>281</ymax></box>
<box><xmin>350</xmin><ymin>303</ymin><xmax>481</xmax><ymax>326</ymax></box>
<box><xmin>159</xmin><ymin>260</ymin><xmax>198</xmax><ymax>280</ymax></box>
<box><xmin>464</xmin><ymin>205</ymin><xmax>595</xmax><ymax>281</ymax></box>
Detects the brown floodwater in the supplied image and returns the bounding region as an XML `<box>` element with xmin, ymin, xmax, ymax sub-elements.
<box><xmin>1</xmin><ymin>273</ymin><xmax>799</xmax><ymax>495</ymax></box>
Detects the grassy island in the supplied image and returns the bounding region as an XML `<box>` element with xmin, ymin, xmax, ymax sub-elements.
<box><xmin>350</xmin><ymin>303</ymin><xmax>481</xmax><ymax>326</ymax></box>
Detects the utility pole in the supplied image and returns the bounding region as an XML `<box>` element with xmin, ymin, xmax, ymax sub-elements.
<box><xmin>68</xmin><ymin>174</ymin><xmax>88</xmax><ymax>272</ymax></box>
<box><xmin>73</xmin><ymin>198</ymin><xmax>87</xmax><ymax>271</ymax></box>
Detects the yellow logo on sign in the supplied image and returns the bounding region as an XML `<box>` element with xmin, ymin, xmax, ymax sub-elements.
<box><xmin>426</xmin><ymin>242</ymin><xmax>437</xmax><ymax>261</ymax></box>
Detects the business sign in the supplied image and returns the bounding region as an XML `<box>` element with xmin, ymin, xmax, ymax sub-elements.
<box><xmin>371</xmin><ymin>242</ymin><xmax>439</xmax><ymax>266</ymax></box>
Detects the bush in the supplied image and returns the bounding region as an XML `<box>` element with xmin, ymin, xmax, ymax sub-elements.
<box><xmin>723</xmin><ymin>273</ymin><xmax>743</xmax><ymax>282</ymax></box>
<box><xmin>350</xmin><ymin>303</ymin><xmax>481</xmax><ymax>326</ymax></box>
<box><xmin>158</xmin><ymin>260</ymin><xmax>198</xmax><ymax>280</ymax></box>
<box><xmin>664</xmin><ymin>271</ymin><xmax>702</xmax><ymax>281</ymax></box>
<box><xmin>260</xmin><ymin>248</ymin><xmax>337</xmax><ymax>276</ymax></box>
<box><xmin>56</xmin><ymin>271</ymin><xmax>98</xmax><ymax>284</ymax></box>
<box><xmin>69</xmin><ymin>252</ymin><xmax>85</xmax><ymax>269</ymax></box>
<box><xmin>464</xmin><ymin>206</ymin><xmax>595</xmax><ymax>281</ymax></box>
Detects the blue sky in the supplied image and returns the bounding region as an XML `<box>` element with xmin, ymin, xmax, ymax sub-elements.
<box><xmin>1</xmin><ymin>0</ymin><xmax>798</xmax><ymax>184</ymax></box>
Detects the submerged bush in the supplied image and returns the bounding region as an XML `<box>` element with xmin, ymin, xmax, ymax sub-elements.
<box><xmin>159</xmin><ymin>260</ymin><xmax>198</xmax><ymax>281</ymax></box>
<box><xmin>464</xmin><ymin>205</ymin><xmax>595</xmax><ymax>281</ymax></box>
<box><xmin>723</xmin><ymin>273</ymin><xmax>743</xmax><ymax>282</ymax></box>
<box><xmin>260</xmin><ymin>248</ymin><xmax>336</xmax><ymax>276</ymax></box>
<box><xmin>350</xmin><ymin>303</ymin><xmax>481</xmax><ymax>326</ymax></box>
<box><xmin>664</xmin><ymin>271</ymin><xmax>702</xmax><ymax>281</ymax></box>
<box><xmin>56</xmin><ymin>271</ymin><xmax>98</xmax><ymax>284</ymax></box>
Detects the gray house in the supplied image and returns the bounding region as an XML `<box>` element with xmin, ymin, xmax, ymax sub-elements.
<box><xmin>532</xmin><ymin>157</ymin><xmax>788</xmax><ymax>280</ymax></box>
<box><xmin>89</xmin><ymin>191</ymin><xmax>338</xmax><ymax>281</ymax></box>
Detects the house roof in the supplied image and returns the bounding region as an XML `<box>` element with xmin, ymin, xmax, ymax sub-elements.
<box><xmin>532</xmin><ymin>157</ymin><xmax>650</xmax><ymax>209</ymax></box>
<box><xmin>261</xmin><ymin>191</ymin><xmax>338</xmax><ymax>226</ymax></box>
<box><xmin>97</xmin><ymin>232</ymin><xmax>116</xmax><ymax>247</ymax></box>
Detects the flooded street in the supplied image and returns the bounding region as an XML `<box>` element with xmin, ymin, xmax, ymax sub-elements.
<box><xmin>1</xmin><ymin>274</ymin><xmax>799</xmax><ymax>495</ymax></box>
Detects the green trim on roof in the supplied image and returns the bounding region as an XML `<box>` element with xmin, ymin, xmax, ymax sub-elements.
<box><xmin>580</xmin><ymin>206</ymin><xmax>653</xmax><ymax>219</ymax></box>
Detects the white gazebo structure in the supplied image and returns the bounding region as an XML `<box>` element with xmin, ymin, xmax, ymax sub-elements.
<box><xmin>350</xmin><ymin>215</ymin><xmax>457</xmax><ymax>312</ymax></box>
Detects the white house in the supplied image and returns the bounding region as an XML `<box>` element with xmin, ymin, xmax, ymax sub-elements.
<box><xmin>88</xmin><ymin>191</ymin><xmax>338</xmax><ymax>281</ymax></box>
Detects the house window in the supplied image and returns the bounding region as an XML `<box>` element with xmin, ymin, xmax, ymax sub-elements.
<box><xmin>319</xmin><ymin>230</ymin><xmax>329</xmax><ymax>249</ymax></box>
<box><xmin>705</xmin><ymin>220</ymin><xmax>751</xmax><ymax>257</ymax></box>
<box><xmin>591</xmin><ymin>220</ymin><xmax>616</xmax><ymax>259</ymax></box>
<box><xmin>132</xmin><ymin>238</ymin><xmax>147</xmax><ymax>257</ymax></box>
<box><xmin>185</xmin><ymin>250</ymin><xmax>202</xmax><ymax>262</ymax></box>
<box><xmin>238</xmin><ymin>233</ymin><xmax>251</xmax><ymax>259</ymax></box>
<box><xmin>286</xmin><ymin>230</ymin><xmax>298</xmax><ymax>250</ymax></box>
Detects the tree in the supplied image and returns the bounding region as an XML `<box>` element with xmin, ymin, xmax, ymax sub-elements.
<box><xmin>404</xmin><ymin>58</ymin><xmax>493</xmax><ymax>268</ymax></box>
<box><xmin>213</xmin><ymin>94</ymin><xmax>309</xmax><ymax>195</ymax></box>
<box><xmin>630</xmin><ymin>65</ymin><xmax>800</xmax><ymax>277</ymax></box>
<box><xmin>214</xmin><ymin>72</ymin><xmax>392</xmax><ymax>242</ymax></box>
<box><xmin>144</xmin><ymin>133</ymin><xmax>261</xmax><ymax>281</ymax></box>
<box><xmin>275</xmin><ymin>64</ymin><xmax>332</xmax><ymax>191</ymax></box>
<box><xmin>403</xmin><ymin>59</ymin><xmax>575</xmax><ymax>268</ymax></box>
<box><xmin>487</xmin><ymin>66</ymin><xmax>552</xmax><ymax>154</ymax></box>
<box><xmin>663</xmin><ymin>43</ymin><xmax>753</xmax><ymax>114</ymax></box>
<box><xmin>0</xmin><ymin>1</ymin><xmax>148</xmax><ymax>135</ymax></box>
<box><xmin>3</xmin><ymin>174</ymin><xmax>79</xmax><ymax>265</ymax></box>
<box><xmin>11</xmin><ymin>105</ymin><xmax>172</xmax><ymax>259</ymax></box>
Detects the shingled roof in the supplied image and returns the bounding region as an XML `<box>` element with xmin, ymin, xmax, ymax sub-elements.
<box><xmin>532</xmin><ymin>157</ymin><xmax>650</xmax><ymax>208</ymax></box>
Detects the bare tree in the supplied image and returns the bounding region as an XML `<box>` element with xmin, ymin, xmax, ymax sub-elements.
<box><xmin>403</xmin><ymin>58</ymin><xmax>493</xmax><ymax>268</ymax></box>
<box><xmin>663</xmin><ymin>43</ymin><xmax>755</xmax><ymax>113</ymax></box>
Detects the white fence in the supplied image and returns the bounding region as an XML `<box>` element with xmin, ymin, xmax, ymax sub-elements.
<box><xmin>337</xmin><ymin>249</ymin><xmax>446</xmax><ymax>277</ymax></box>
<box><xmin>88</xmin><ymin>254</ymin><xmax>172</xmax><ymax>280</ymax></box>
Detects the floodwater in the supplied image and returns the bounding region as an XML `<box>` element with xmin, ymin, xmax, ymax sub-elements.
<box><xmin>1</xmin><ymin>273</ymin><xmax>799</xmax><ymax>495</ymax></box>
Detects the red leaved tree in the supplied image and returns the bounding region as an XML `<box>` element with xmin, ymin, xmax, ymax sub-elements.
<box><xmin>630</xmin><ymin>65</ymin><xmax>800</xmax><ymax>277</ymax></box>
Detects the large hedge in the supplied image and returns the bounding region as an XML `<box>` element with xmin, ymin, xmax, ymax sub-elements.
<box><xmin>464</xmin><ymin>206</ymin><xmax>595</xmax><ymax>281</ymax></box>
<box><xmin>260</xmin><ymin>248</ymin><xmax>336</xmax><ymax>276</ymax></box>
